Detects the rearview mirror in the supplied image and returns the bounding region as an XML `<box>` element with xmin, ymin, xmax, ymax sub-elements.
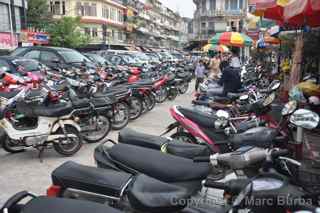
<box><xmin>281</xmin><ymin>101</ymin><xmax>297</xmax><ymax>116</ymax></box>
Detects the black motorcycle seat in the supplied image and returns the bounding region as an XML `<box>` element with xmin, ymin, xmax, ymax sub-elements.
<box><xmin>192</xmin><ymin>99</ymin><xmax>210</xmax><ymax>107</ymax></box>
<box><xmin>91</xmin><ymin>97</ymin><xmax>113</xmax><ymax>108</ymax></box>
<box><xmin>0</xmin><ymin>90</ymin><xmax>19</xmax><ymax>99</ymax></box>
<box><xmin>52</xmin><ymin>161</ymin><xmax>132</xmax><ymax>198</ymax></box>
<box><xmin>178</xmin><ymin>107</ymin><xmax>216</xmax><ymax>128</ymax></box>
<box><xmin>119</xmin><ymin>128</ymin><xmax>169</xmax><ymax>150</ymax></box>
<box><xmin>22</xmin><ymin>196</ymin><xmax>122</xmax><ymax>213</ymax></box>
<box><xmin>227</xmin><ymin>92</ymin><xmax>242</xmax><ymax>100</ymax></box>
<box><xmin>118</xmin><ymin>128</ymin><xmax>211</xmax><ymax>159</ymax></box>
<box><xmin>177</xmin><ymin>72</ymin><xmax>189</xmax><ymax>78</ymax></box>
<box><xmin>103</xmin><ymin>87</ymin><xmax>129</xmax><ymax>98</ymax></box>
<box><xmin>174</xmin><ymin>78</ymin><xmax>183</xmax><ymax>83</ymax></box>
<box><xmin>128</xmin><ymin>174</ymin><xmax>191</xmax><ymax>213</ymax></box>
<box><xmin>109</xmin><ymin>144</ymin><xmax>210</xmax><ymax>183</ymax></box>
<box><xmin>16</xmin><ymin>101</ymin><xmax>73</xmax><ymax>117</ymax></box>
<box><xmin>71</xmin><ymin>98</ymin><xmax>90</xmax><ymax>108</ymax></box>
<box><xmin>228</xmin><ymin>127</ymin><xmax>278</xmax><ymax>148</ymax></box>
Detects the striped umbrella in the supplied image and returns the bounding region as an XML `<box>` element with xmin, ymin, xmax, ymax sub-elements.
<box><xmin>202</xmin><ymin>44</ymin><xmax>230</xmax><ymax>52</ymax></box>
<box><xmin>210</xmin><ymin>32</ymin><xmax>253</xmax><ymax>47</ymax></box>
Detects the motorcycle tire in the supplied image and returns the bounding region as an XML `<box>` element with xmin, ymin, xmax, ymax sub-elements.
<box><xmin>128</xmin><ymin>96</ymin><xmax>143</xmax><ymax>121</ymax></box>
<box><xmin>81</xmin><ymin>115</ymin><xmax>111</xmax><ymax>143</ymax></box>
<box><xmin>146</xmin><ymin>93</ymin><xmax>156</xmax><ymax>111</ymax></box>
<box><xmin>155</xmin><ymin>87</ymin><xmax>168</xmax><ymax>103</ymax></box>
<box><xmin>167</xmin><ymin>88</ymin><xmax>178</xmax><ymax>101</ymax></box>
<box><xmin>171</xmin><ymin>132</ymin><xmax>197</xmax><ymax>144</ymax></box>
<box><xmin>53</xmin><ymin>125</ymin><xmax>83</xmax><ymax>156</ymax></box>
<box><xmin>179</xmin><ymin>82</ymin><xmax>189</xmax><ymax>94</ymax></box>
<box><xmin>111</xmin><ymin>102</ymin><xmax>130</xmax><ymax>130</ymax></box>
<box><xmin>2</xmin><ymin>136</ymin><xmax>25</xmax><ymax>153</ymax></box>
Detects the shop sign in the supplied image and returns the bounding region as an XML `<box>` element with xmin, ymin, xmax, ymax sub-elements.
<box><xmin>0</xmin><ymin>32</ymin><xmax>18</xmax><ymax>49</ymax></box>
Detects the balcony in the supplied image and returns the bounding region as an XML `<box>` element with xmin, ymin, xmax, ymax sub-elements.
<box><xmin>194</xmin><ymin>9</ymin><xmax>245</xmax><ymax>19</ymax></box>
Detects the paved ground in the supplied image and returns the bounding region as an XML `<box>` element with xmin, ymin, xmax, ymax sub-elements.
<box><xmin>0</xmin><ymin>86</ymin><xmax>194</xmax><ymax>204</ymax></box>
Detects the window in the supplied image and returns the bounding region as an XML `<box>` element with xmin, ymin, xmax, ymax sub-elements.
<box><xmin>15</xmin><ymin>7</ymin><xmax>21</xmax><ymax>32</ymax></box>
<box><xmin>201</xmin><ymin>0</ymin><xmax>206</xmax><ymax>12</ymax></box>
<box><xmin>0</xmin><ymin>4</ymin><xmax>10</xmax><ymax>32</ymax></box>
<box><xmin>76</xmin><ymin>2</ymin><xmax>84</xmax><ymax>16</ymax></box>
<box><xmin>102</xmin><ymin>6</ymin><xmax>109</xmax><ymax>19</ymax></box>
<box><xmin>210</xmin><ymin>0</ymin><xmax>216</xmax><ymax>10</ymax></box>
<box><xmin>110</xmin><ymin>56</ymin><xmax>122</xmax><ymax>65</ymax></box>
<box><xmin>40</xmin><ymin>51</ymin><xmax>59</xmax><ymax>62</ymax></box>
<box><xmin>230</xmin><ymin>0</ymin><xmax>237</xmax><ymax>10</ymax></box>
<box><xmin>208</xmin><ymin>22</ymin><xmax>214</xmax><ymax>30</ymax></box>
<box><xmin>50</xmin><ymin>1</ymin><xmax>65</xmax><ymax>15</ymax></box>
<box><xmin>110</xmin><ymin>8</ymin><xmax>116</xmax><ymax>20</ymax></box>
<box><xmin>92</xmin><ymin>28</ymin><xmax>98</xmax><ymax>37</ymax></box>
<box><xmin>225</xmin><ymin>0</ymin><xmax>229</xmax><ymax>10</ymax></box>
<box><xmin>239</xmin><ymin>0</ymin><xmax>244</xmax><ymax>9</ymax></box>
<box><xmin>84</xmin><ymin>2</ymin><xmax>90</xmax><ymax>16</ymax></box>
<box><xmin>118</xmin><ymin>10</ymin><xmax>123</xmax><ymax>22</ymax></box>
<box><xmin>201</xmin><ymin>22</ymin><xmax>206</xmax><ymax>29</ymax></box>
<box><xmin>24</xmin><ymin>50</ymin><xmax>41</xmax><ymax>60</ymax></box>
<box><xmin>62</xmin><ymin>1</ymin><xmax>66</xmax><ymax>15</ymax></box>
<box><xmin>91</xmin><ymin>3</ymin><xmax>97</xmax><ymax>16</ymax></box>
<box><xmin>118</xmin><ymin>32</ymin><xmax>122</xmax><ymax>40</ymax></box>
<box><xmin>84</xmin><ymin>27</ymin><xmax>90</xmax><ymax>36</ymax></box>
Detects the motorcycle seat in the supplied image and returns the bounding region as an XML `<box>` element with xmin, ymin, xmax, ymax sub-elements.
<box><xmin>16</xmin><ymin>101</ymin><xmax>73</xmax><ymax>117</ymax></box>
<box><xmin>103</xmin><ymin>87</ymin><xmax>130</xmax><ymax>98</ymax></box>
<box><xmin>119</xmin><ymin>128</ymin><xmax>211</xmax><ymax>159</ymax></box>
<box><xmin>0</xmin><ymin>90</ymin><xmax>19</xmax><ymax>99</ymax></box>
<box><xmin>227</xmin><ymin>92</ymin><xmax>243</xmax><ymax>100</ymax></box>
<box><xmin>119</xmin><ymin>128</ymin><xmax>169</xmax><ymax>150</ymax></box>
<box><xmin>91</xmin><ymin>97</ymin><xmax>113</xmax><ymax>108</ymax></box>
<box><xmin>70</xmin><ymin>97</ymin><xmax>90</xmax><ymax>108</ymax></box>
<box><xmin>178</xmin><ymin>107</ymin><xmax>216</xmax><ymax>128</ymax></box>
<box><xmin>131</xmin><ymin>80</ymin><xmax>154</xmax><ymax>87</ymax></box>
<box><xmin>228</xmin><ymin>127</ymin><xmax>278</xmax><ymax>148</ymax></box>
<box><xmin>127</xmin><ymin>83</ymin><xmax>153</xmax><ymax>89</ymax></box>
<box><xmin>52</xmin><ymin>161</ymin><xmax>132</xmax><ymax>198</ymax></box>
<box><xmin>177</xmin><ymin>72</ymin><xmax>189</xmax><ymax>78</ymax></box>
<box><xmin>128</xmin><ymin>174</ymin><xmax>191</xmax><ymax>213</ymax></box>
<box><xmin>109</xmin><ymin>144</ymin><xmax>210</xmax><ymax>183</ymax></box>
<box><xmin>22</xmin><ymin>196</ymin><xmax>122</xmax><ymax>213</ymax></box>
<box><xmin>192</xmin><ymin>99</ymin><xmax>210</xmax><ymax>107</ymax></box>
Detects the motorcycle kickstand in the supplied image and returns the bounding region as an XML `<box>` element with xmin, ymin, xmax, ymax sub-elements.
<box><xmin>36</xmin><ymin>145</ymin><xmax>46</xmax><ymax>163</ymax></box>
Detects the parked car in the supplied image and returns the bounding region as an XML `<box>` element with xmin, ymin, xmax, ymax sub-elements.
<box><xmin>0</xmin><ymin>56</ymin><xmax>47</xmax><ymax>78</ymax></box>
<box><xmin>11</xmin><ymin>46</ymin><xmax>96</xmax><ymax>71</ymax></box>
<box><xmin>83</xmin><ymin>53</ymin><xmax>113</xmax><ymax>67</ymax></box>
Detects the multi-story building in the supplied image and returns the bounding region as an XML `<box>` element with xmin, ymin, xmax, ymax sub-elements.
<box><xmin>193</xmin><ymin>0</ymin><xmax>247</xmax><ymax>43</ymax></box>
<box><xmin>0</xmin><ymin>0</ymin><xmax>27</xmax><ymax>50</ymax></box>
<box><xmin>49</xmin><ymin>0</ymin><xmax>127</xmax><ymax>47</ymax></box>
<box><xmin>123</xmin><ymin>0</ymin><xmax>185</xmax><ymax>49</ymax></box>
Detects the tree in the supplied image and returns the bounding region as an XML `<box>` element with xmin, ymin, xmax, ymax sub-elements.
<box><xmin>27</xmin><ymin>0</ymin><xmax>52</xmax><ymax>30</ymax></box>
<box><xmin>48</xmin><ymin>17</ymin><xmax>90</xmax><ymax>48</ymax></box>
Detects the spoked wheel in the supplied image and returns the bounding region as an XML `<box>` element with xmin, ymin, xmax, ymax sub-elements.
<box><xmin>53</xmin><ymin>125</ymin><xmax>83</xmax><ymax>156</ymax></box>
<box><xmin>171</xmin><ymin>132</ymin><xmax>197</xmax><ymax>144</ymax></box>
<box><xmin>81</xmin><ymin>115</ymin><xmax>111</xmax><ymax>143</ymax></box>
<box><xmin>128</xmin><ymin>96</ymin><xmax>143</xmax><ymax>120</ymax></box>
<box><xmin>145</xmin><ymin>93</ymin><xmax>156</xmax><ymax>111</ymax></box>
<box><xmin>167</xmin><ymin>88</ymin><xmax>178</xmax><ymax>101</ymax></box>
<box><xmin>111</xmin><ymin>102</ymin><xmax>129</xmax><ymax>130</ymax></box>
<box><xmin>155</xmin><ymin>87</ymin><xmax>168</xmax><ymax>103</ymax></box>
<box><xmin>179</xmin><ymin>82</ymin><xmax>189</xmax><ymax>94</ymax></box>
<box><xmin>2</xmin><ymin>136</ymin><xmax>25</xmax><ymax>153</ymax></box>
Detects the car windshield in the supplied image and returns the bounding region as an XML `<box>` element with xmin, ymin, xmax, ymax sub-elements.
<box><xmin>136</xmin><ymin>53</ymin><xmax>149</xmax><ymax>61</ymax></box>
<box><xmin>11</xmin><ymin>59</ymin><xmax>42</xmax><ymax>72</ymax></box>
<box><xmin>121</xmin><ymin>54</ymin><xmax>136</xmax><ymax>64</ymax></box>
<box><xmin>10</xmin><ymin>47</ymin><xmax>28</xmax><ymax>56</ymax></box>
<box><xmin>86</xmin><ymin>54</ymin><xmax>106</xmax><ymax>64</ymax></box>
<box><xmin>58</xmin><ymin>50</ymin><xmax>90</xmax><ymax>63</ymax></box>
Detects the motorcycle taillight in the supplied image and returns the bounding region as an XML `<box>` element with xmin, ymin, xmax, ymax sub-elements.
<box><xmin>47</xmin><ymin>185</ymin><xmax>62</xmax><ymax>197</ymax></box>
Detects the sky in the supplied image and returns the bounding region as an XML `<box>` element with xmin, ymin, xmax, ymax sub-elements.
<box><xmin>160</xmin><ymin>0</ymin><xmax>196</xmax><ymax>18</ymax></box>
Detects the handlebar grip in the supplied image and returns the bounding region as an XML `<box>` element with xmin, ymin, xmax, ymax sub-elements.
<box><xmin>271</xmin><ymin>149</ymin><xmax>289</xmax><ymax>158</ymax></box>
<box><xmin>193</xmin><ymin>156</ymin><xmax>210</xmax><ymax>163</ymax></box>
<box><xmin>204</xmin><ymin>179</ymin><xmax>227</xmax><ymax>190</ymax></box>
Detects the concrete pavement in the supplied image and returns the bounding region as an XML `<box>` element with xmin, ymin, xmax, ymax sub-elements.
<box><xmin>0</xmin><ymin>86</ymin><xmax>194</xmax><ymax>204</ymax></box>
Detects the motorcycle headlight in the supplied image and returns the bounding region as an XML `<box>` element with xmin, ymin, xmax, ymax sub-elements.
<box><xmin>290</xmin><ymin>109</ymin><xmax>320</xmax><ymax>129</ymax></box>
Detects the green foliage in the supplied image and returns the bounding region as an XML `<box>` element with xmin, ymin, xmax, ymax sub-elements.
<box><xmin>48</xmin><ymin>17</ymin><xmax>90</xmax><ymax>48</ymax></box>
<box><xmin>27</xmin><ymin>0</ymin><xmax>52</xmax><ymax>30</ymax></box>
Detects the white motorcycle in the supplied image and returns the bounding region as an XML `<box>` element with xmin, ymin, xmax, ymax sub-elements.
<box><xmin>0</xmin><ymin>87</ymin><xmax>83</xmax><ymax>157</ymax></box>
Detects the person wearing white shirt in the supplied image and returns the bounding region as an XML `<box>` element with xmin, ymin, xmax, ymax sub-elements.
<box><xmin>230</xmin><ymin>50</ymin><xmax>241</xmax><ymax>69</ymax></box>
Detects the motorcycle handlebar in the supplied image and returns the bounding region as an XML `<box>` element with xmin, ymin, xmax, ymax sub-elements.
<box><xmin>204</xmin><ymin>179</ymin><xmax>227</xmax><ymax>190</ymax></box>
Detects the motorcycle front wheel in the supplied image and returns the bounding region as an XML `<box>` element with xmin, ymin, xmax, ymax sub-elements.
<box><xmin>53</xmin><ymin>125</ymin><xmax>83</xmax><ymax>156</ymax></box>
<box><xmin>145</xmin><ymin>93</ymin><xmax>156</xmax><ymax>111</ymax></box>
<box><xmin>167</xmin><ymin>88</ymin><xmax>178</xmax><ymax>101</ymax></box>
<box><xmin>128</xmin><ymin>96</ymin><xmax>143</xmax><ymax>120</ymax></box>
<box><xmin>111</xmin><ymin>102</ymin><xmax>129</xmax><ymax>130</ymax></box>
<box><xmin>81</xmin><ymin>115</ymin><xmax>111</xmax><ymax>143</ymax></box>
<box><xmin>179</xmin><ymin>82</ymin><xmax>189</xmax><ymax>94</ymax></box>
<box><xmin>155</xmin><ymin>87</ymin><xmax>168</xmax><ymax>103</ymax></box>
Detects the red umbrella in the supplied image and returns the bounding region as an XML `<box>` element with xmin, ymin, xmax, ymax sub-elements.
<box><xmin>284</xmin><ymin>0</ymin><xmax>320</xmax><ymax>27</ymax></box>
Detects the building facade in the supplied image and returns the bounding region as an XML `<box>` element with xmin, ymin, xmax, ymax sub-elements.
<box><xmin>0</xmin><ymin>0</ymin><xmax>27</xmax><ymax>50</ymax></box>
<box><xmin>192</xmin><ymin>0</ymin><xmax>247</xmax><ymax>43</ymax></box>
<box><xmin>123</xmin><ymin>0</ymin><xmax>185</xmax><ymax>49</ymax></box>
<box><xmin>49</xmin><ymin>0</ymin><xmax>127</xmax><ymax>47</ymax></box>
